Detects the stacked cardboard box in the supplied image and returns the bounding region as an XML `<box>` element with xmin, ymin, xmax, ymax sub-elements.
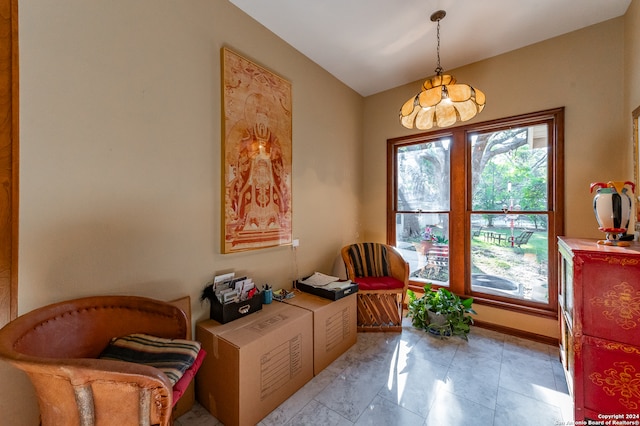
<box><xmin>283</xmin><ymin>291</ymin><xmax>357</xmax><ymax>375</ymax></box>
<box><xmin>196</xmin><ymin>302</ymin><xmax>313</xmax><ymax>426</ymax></box>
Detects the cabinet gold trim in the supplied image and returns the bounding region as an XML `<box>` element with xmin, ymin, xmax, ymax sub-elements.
<box><xmin>590</xmin><ymin>282</ymin><xmax>640</xmax><ymax>330</ymax></box>
<box><xmin>589</xmin><ymin>361</ymin><xmax>640</xmax><ymax>410</ymax></box>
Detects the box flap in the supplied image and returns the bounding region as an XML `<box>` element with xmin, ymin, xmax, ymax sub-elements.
<box><xmin>283</xmin><ymin>292</ymin><xmax>332</xmax><ymax>310</ymax></box>
<box><xmin>223</xmin><ymin>303</ymin><xmax>310</xmax><ymax>348</ymax></box>
<box><xmin>198</xmin><ymin>302</ymin><xmax>310</xmax><ymax>348</ymax></box>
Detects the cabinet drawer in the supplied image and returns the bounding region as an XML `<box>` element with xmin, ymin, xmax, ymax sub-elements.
<box><xmin>580</xmin><ymin>254</ymin><xmax>640</xmax><ymax>347</ymax></box>
<box><xmin>581</xmin><ymin>335</ymin><xmax>640</xmax><ymax>418</ymax></box>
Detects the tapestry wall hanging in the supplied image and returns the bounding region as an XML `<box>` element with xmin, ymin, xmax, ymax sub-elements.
<box><xmin>221</xmin><ymin>47</ymin><xmax>293</xmax><ymax>253</ymax></box>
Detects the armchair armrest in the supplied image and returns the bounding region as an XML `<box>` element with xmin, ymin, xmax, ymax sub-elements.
<box><xmin>12</xmin><ymin>356</ymin><xmax>173</xmax><ymax>425</ymax></box>
<box><xmin>387</xmin><ymin>246</ymin><xmax>410</xmax><ymax>287</ymax></box>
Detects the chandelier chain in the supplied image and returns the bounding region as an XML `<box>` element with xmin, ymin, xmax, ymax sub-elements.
<box><xmin>435</xmin><ymin>19</ymin><xmax>443</xmax><ymax>75</ymax></box>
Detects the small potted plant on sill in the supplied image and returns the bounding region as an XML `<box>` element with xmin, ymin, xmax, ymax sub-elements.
<box><xmin>406</xmin><ymin>284</ymin><xmax>476</xmax><ymax>340</ymax></box>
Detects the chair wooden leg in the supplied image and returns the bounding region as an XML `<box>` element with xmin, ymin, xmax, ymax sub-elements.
<box><xmin>357</xmin><ymin>293</ymin><xmax>402</xmax><ymax>332</ymax></box>
<box><xmin>73</xmin><ymin>384</ymin><xmax>95</xmax><ymax>426</ymax></box>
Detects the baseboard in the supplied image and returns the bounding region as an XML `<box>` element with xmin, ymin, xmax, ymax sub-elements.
<box><xmin>473</xmin><ymin>319</ymin><xmax>559</xmax><ymax>347</ymax></box>
<box><xmin>357</xmin><ymin>325</ymin><xmax>402</xmax><ymax>333</ymax></box>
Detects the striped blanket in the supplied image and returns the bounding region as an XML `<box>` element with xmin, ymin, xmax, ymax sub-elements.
<box><xmin>99</xmin><ymin>333</ymin><xmax>201</xmax><ymax>385</ymax></box>
<box><xmin>347</xmin><ymin>243</ymin><xmax>391</xmax><ymax>277</ymax></box>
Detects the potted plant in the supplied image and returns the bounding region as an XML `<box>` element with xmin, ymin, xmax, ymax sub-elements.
<box><xmin>432</xmin><ymin>235</ymin><xmax>448</xmax><ymax>245</ymax></box>
<box><xmin>406</xmin><ymin>284</ymin><xmax>476</xmax><ymax>340</ymax></box>
<box><xmin>415</xmin><ymin>226</ymin><xmax>443</xmax><ymax>254</ymax></box>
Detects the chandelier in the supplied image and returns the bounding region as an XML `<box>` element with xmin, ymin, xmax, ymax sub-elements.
<box><xmin>399</xmin><ymin>10</ymin><xmax>485</xmax><ymax>130</ymax></box>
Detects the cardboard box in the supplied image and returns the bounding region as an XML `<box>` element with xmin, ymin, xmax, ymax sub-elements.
<box><xmin>195</xmin><ymin>302</ymin><xmax>313</xmax><ymax>426</ymax></box>
<box><xmin>283</xmin><ymin>291</ymin><xmax>357</xmax><ymax>375</ymax></box>
<box><xmin>296</xmin><ymin>280</ymin><xmax>358</xmax><ymax>301</ymax></box>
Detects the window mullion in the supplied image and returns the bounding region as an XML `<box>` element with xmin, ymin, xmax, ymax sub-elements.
<box><xmin>449</xmin><ymin>131</ymin><xmax>466</xmax><ymax>295</ymax></box>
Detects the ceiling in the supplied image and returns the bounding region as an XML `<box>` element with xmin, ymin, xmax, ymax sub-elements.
<box><xmin>229</xmin><ymin>0</ymin><xmax>631</xmax><ymax>96</ymax></box>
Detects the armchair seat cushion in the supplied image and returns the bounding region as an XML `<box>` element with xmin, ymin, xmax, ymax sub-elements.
<box><xmin>99</xmin><ymin>333</ymin><xmax>202</xmax><ymax>386</ymax></box>
<box><xmin>355</xmin><ymin>276</ymin><xmax>405</xmax><ymax>291</ymax></box>
<box><xmin>171</xmin><ymin>347</ymin><xmax>206</xmax><ymax>405</ymax></box>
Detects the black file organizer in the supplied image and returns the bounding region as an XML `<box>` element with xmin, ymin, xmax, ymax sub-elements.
<box><xmin>209</xmin><ymin>292</ymin><xmax>263</xmax><ymax>324</ymax></box>
<box><xmin>296</xmin><ymin>280</ymin><xmax>359</xmax><ymax>301</ymax></box>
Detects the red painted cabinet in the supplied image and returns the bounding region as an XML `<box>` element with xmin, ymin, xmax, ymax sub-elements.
<box><xmin>558</xmin><ymin>237</ymin><xmax>640</xmax><ymax>422</ymax></box>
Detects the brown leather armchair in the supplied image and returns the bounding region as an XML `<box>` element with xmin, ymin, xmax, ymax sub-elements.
<box><xmin>341</xmin><ymin>243</ymin><xmax>409</xmax><ymax>331</ymax></box>
<box><xmin>0</xmin><ymin>295</ymin><xmax>195</xmax><ymax>426</ymax></box>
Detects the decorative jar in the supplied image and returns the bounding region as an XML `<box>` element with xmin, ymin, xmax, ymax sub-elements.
<box><xmin>590</xmin><ymin>180</ymin><xmax>635</xmax><ymax>246</ymax></box>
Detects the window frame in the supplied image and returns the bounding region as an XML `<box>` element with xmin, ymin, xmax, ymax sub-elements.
<box><xmin>387</xmin><ymin>108</ymin><xmax>564</xmax><ymax>318</ymax></box>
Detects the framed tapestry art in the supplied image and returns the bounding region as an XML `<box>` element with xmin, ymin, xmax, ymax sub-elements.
<box><xmin>221</xmin><ymin>48</ymin><xmax>293</xmax><ymax>253</ymax></box>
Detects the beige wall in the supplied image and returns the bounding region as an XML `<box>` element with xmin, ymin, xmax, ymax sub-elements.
<box><xmin>362</xmin><ymin>17</ymin><xmax>627</xmax><ymax>337</ymax></box>
<box><xmin>2</xmin><ymin>0</ymin><xmax>362</xmax><ymax>422</ymax></box>
<box><xmin>17</xmin><ymin>0</ymin><xmax>362</xmax><ymax>314</ymax></box>
<box><xmin>626</xmin><ymin>0</ymin><xmax>640</xmax><ymax>184</ymax></box>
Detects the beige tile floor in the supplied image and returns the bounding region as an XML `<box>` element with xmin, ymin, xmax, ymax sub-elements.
<box><xmin>176</xmin><ymin>320</ymin><xmax>573</xmax><ymax>426</ymax></box>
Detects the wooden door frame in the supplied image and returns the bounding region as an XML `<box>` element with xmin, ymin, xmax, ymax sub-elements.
<box><xmin>0</xmin><ymin>0</ymin><xmax>18</xmax><ymax>326</ymax></box>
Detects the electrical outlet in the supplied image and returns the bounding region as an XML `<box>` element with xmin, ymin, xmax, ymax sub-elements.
<box><xmin>292</xmin><ymin>239</ymin><xmax>300</xmax><ymax>247</ymax></box>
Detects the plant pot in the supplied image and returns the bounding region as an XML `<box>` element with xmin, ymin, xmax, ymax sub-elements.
<box><xmin>427</xmin><ymin>310</ymin><xmax>447</xmax><ymax>326</ymax></box>
<box><xmin>426</xmin><ymin>311</ymin><xmax>452</xmax><ymax>337</ymax></box>
<box><xmin>406</xmin><ymin>285</ymin><xmax>476</xmax><ymax>340</ymax></box>
<box><xmin>414</xmin><ymin>240</ymin><xmax>433</xmax><ymax>256</ymax></box>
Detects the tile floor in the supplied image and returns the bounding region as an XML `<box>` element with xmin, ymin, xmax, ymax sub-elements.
<box><xmin>176</xmin><ymin>320</ymin><xmax>573</xmax><ymax>426</ymax></box>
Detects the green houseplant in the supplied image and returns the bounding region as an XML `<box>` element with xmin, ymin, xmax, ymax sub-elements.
<box><xmin>406</xmin><ymin>284</ymin><xmax>476</xmax><ymax>340</ymax></box>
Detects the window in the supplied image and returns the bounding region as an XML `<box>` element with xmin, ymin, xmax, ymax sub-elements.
<box><xmin>388</xmin><ymin>108</ymin><xmax>564</xmax><ymax>316</ymax></box>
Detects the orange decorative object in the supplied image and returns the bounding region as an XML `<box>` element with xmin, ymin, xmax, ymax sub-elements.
<box><xmin>558</xmin><ymin>238</ymin><xmax>640</xmax><ymax>421</ymax></box>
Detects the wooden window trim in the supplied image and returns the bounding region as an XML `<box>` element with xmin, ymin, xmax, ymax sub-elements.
<box><xmin>0</xmin><ymin>0</ymin><xmax>19</xmax><ymax>326</ymax></box>
<box><xmin>388</xmin><ymin>108</ymin><xmax>564</xmax><ymax>319</ymax></box>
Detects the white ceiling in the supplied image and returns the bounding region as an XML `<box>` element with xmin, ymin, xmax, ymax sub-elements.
<box><xmin>229</xmin><ymin>0</ymin><xmax>631</xmax><ymax>96</ymax></box>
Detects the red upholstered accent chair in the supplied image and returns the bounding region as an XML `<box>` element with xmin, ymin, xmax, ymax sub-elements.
<box><xmin>341</xmin><ymin>243</ymin><xmax>409</xmax><ymax>331</ymax></box>
<box><xmin>0</xmin><ymin>295</ymin><xmax>204</xmax><ymax>426</ymax></box>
